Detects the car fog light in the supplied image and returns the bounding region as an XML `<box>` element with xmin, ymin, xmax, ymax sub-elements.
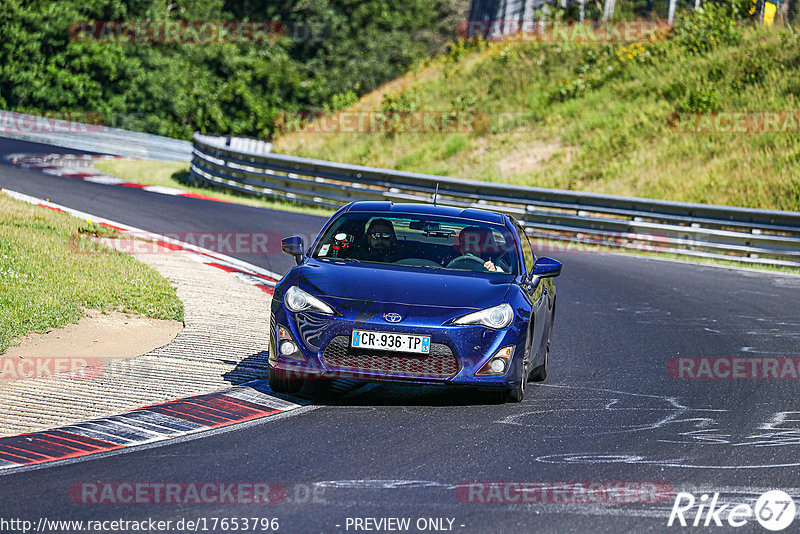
<box><xmin>275</xmin><ymin>324</ymin><xmax>306</xmax><ymax>362</ymax></box>
<box><xmin>476</xmin><ymin>345</ymin><xmax>515</xmax><ymax>376</ymax></box>
<box><xmin>490</xmin><ymin>358</ymin><xmax>506</xmax><ymax>373</ymax></box>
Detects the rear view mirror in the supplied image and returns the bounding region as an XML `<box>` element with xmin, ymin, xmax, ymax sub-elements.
<box><xmin>281</xmin><ymin>236</ymin><xmax>304</xmax><ymax>265</ymax></box>
<box><xmin>532</xmin><ymin>257</ymin><xmax>562</xmax><ymax>278</ymax></box>
<box><xmin>409</xmin><ymin>221</ymin><xmax>440</xmax><ymax>231</ymax></box>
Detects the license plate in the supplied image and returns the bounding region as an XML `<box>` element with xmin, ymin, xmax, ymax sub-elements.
<box><xmin>351</xmin><ymin>330</ymin><xmax>430</xmax><ymax>354</ymax></box>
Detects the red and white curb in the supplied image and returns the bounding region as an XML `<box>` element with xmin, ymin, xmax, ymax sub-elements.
<box><xmin>0</xmin><ymin>188</ymin><xmax>303</xmax><ymax>470</ymax></box>
<box><xmin>1</xmin><ymin>188</ymin><xmax>282</xmax><ymax>295</ymax></box>
<box><xmin>0</xmin><ymin>383</ymin><xmax>305</xmax><ymax>470</ymax></box>
<box><xmin>4</xmin><ymin>152</ymin><xmax>225</xmax><ymax>203</ymax></box>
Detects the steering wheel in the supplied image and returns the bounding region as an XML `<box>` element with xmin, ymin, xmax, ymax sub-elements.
<box><xmin>446</xmin><ymin>254</ymin><xmax>489</xmax><ymax>271</ymax></box>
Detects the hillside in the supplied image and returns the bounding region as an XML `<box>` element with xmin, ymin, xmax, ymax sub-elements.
<box><xmin>274</xmin><ymin>11</ymin><xmax>800</xmax><ymax>210</ymax></box>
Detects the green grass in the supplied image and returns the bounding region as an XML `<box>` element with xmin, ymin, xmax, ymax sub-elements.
<box><xmin>0</xmin><ymin>193</ymin><xmax>184</xmax><ymax>353</ymax></box>
<box><xmin>93</xmin><ymin>159</ymin><xmax>334</xmax><ymax>217</ymax></box>
<box><xmin>274</xmin><ymin>23</ymin><xmax>800</xmax><ymax>211</ymax></box>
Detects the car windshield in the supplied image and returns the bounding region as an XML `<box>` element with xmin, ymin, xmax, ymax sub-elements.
<box><xmin>312</xmin><ymin>212</ymin><xmax>519</xmax><ymax>275</ymax></box>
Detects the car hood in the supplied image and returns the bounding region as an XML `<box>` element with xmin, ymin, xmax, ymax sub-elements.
<box><xmin>293</xmin><ymin>259</ymin><xmax>511</xmax><ymax>310</ymax></box>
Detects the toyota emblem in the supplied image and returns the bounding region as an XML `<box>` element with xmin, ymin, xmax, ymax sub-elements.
<box><xmin>383</xmin><ymin>313</ymin><xmax>402</xmax><ymax>323</ymax></box>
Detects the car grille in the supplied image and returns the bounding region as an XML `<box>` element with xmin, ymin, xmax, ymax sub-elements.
<box><xmin>321</xmin><ymin>336</ymin><xmax>459</xmax><ymax>379</ymax></box>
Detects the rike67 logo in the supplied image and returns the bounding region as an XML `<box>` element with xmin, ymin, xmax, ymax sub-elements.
<box><xmin>668</xmin><ymin>490</ymin><xmax>796</xmax><ymax>531</ymax></box>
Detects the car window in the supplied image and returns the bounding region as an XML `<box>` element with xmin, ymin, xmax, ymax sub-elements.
<box><xmin>312</xmin><ymin>212</ymin><xmax>519</xmax><ymax>275</ymax></box>
<box><xmin>515</xmin><ymin>221</ymin><xmax>536</xmax><ymax>274</ymax></box>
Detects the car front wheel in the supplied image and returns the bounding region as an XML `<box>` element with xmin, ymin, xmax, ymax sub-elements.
<box><xmin>506</xmin><ymin>378</ymin><xmax>525</xmax><ymax>403</ymax></box>
<box><xmin>503</xmin><ymin>358</ymin><xmax>526</xmax><ymax>403</ymax></box>
<box><xmin>268</xmin><ymin>365</ymin><xmax>304</xmax><ymax>394</ymax></box>
<box><xmin>530</xmin><ymin>308</ymin><xmax>554</xmax><ymax>382</ymax></box>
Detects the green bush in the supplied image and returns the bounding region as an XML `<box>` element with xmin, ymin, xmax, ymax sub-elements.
<box><xmin>379</xmin><ymin>89</ymin><xmax>421</xmax><ymax>135</ymax></box>
<box><xmin>679</xmin><ymin>80</ymin><xmax>719</xmax><ymax>111</ymax></box>
<box><xmin>731</xmin><ymin>55</ymin><xmax>772</xmax><ymax>90</ymax></box>
<box><xmin>328</xmin><ymin>91</ymin><xmax>359</xmax><ymax>111</ymax></box>
<box><xmin>450</xmin><ymin>94</ymin><xmax>478</xmax><ymax>112</ymax></box>
<box><xmin>380</xmin><ymin>90</ymin><xmax>421</xmax><ymax>114</ymax></box>
<box><xmin>445</xmin><ymin>38</ymin><xmax>487</xmax><ymax>64</ymax></box>
<box><xmin>673</xmin><ymin>1</ymin><xmax>742</xmax><ymax>55</ymax></box>
<box><xmin>0</xmin><ymin>0</ymin><xmax>469</xmax><ymax>140</ymax></box>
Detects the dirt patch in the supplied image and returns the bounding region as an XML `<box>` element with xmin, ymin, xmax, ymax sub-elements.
<box><xmin>498</xmin><ymin>140</ymin><xmax>563</xmax><ymax>177</ymax></box>
<box><xmin>467</xmin><ymin>136</ymin><xmax>491</xmax><ymax>159</ymax></box>
<box><xmin>2</xmin><ymin>309</ymin><xmax>182</xmax><ymax>368</ymax></box>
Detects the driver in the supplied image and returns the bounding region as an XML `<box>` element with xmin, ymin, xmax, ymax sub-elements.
<box><xmin>362</xmin><ymin>218</ymin><xmax>399</xmax><ymax>262</ymax></box>
<box><xmin>454</xmin><ymin>226</ymin><xmax>506</xmax><ymax>272</ymax></box>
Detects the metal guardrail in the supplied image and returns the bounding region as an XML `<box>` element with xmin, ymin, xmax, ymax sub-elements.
<box><xmin>195</xmin><ymin>134</ymin><xmax>272</xmax><ymax>156</ymax></box>
<box><xmin>0</xmin><ymin>110</ymin><xmax>193</xmax><ymax>161</ymax></box>
<box><xmin>191</xmin><ymin>133</ymin><xmax>800</xmax><ymax>268</ymax></box>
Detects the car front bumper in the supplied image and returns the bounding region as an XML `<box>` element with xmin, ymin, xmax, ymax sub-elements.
<box><xmin>269</xmin><ymin>298</ymin><xmax>528</xmax><ymax>389</ymax></box>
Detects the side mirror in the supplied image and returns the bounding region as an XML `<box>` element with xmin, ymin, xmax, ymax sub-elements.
<box><xmin>531</xmin><ymin>257</ymin><xmax>562</xmax><ymax>278</ymax></box>
<box><xmin>281</xmin><ymin>236</ymin><xmax>305</xmax><ymax>265</ymax></box>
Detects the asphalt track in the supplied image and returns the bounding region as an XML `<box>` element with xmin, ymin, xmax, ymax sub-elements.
<box><xmin>1</xmin><ymin>136</ymin><xmax>800</xmax><ymax>533</ymax></box>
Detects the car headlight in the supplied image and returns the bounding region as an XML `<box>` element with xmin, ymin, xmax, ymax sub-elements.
<box><xmin>453</xmin><ymin>303</ymin><xmax>514</xmax><ymax>329</ymax></box>
<box><xmin>284</xmin><ymin>286</ymin><xmax>335</xmax><ymax>315</ymax></box>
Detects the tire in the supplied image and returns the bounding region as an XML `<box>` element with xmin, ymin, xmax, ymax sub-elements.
<box><xmin>506</xmin><ymin>378</ymin><xmax>526</xmax><ymax>403</ymax></box>
<box><xmin>268</xmin><ymin>365</ymin><xmax>304</xmax><ymax>394</ymax></box>
<box><xmin>504</xmin><ymin>358</ymin><xmax>527</xmax><ymax>403</ymax></box>
<box><xmin>529</xmin><ymin>345</ymin><xmax>548</xmax><ymax>382</ymax></box>
<box><xmin>530</xmin><ymin>309</ymin><xmax>554</xmax><ymax>383</ymax></box>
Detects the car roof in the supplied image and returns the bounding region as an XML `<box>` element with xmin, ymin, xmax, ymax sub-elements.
<box><xmin>345</xmin><ymin>201</ymin><xmax>507</xmax><ymax>225</ymax></box>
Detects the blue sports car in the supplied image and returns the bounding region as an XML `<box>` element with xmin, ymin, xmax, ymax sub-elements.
<box><xmin>269</xmin><ymin>201</ymin><xmax>561</xmax><ymax>402</ymax></box>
